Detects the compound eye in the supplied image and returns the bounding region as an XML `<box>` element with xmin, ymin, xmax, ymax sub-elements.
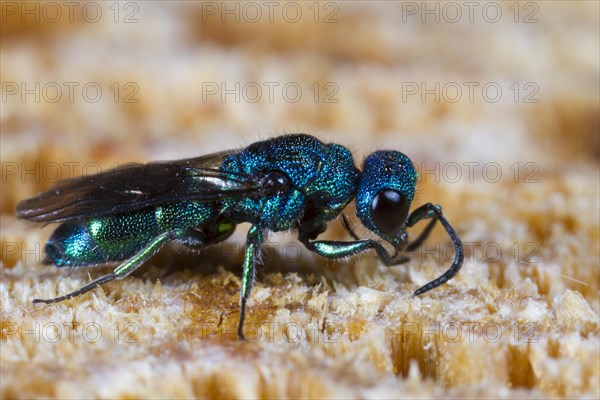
<box><xmin>370</xmin><ymin>189</ymin><xmax>409</xmax><ymax>234</ymax></box>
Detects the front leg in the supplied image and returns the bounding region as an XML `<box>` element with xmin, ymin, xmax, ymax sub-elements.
<box><xmin>299</xmin><ymin>212</ymin><xmax>410</xmax><ymax>265</ymax></box>
<box><xmin>300</xmin><ymin>236</ymin><xmax>406</xmax><ymax>266</ymax></box>
<box><xmin>238</xmin><ymin>225</ymin><xmax>263</xmax><ymax>340</ymax></box>
<box><xmin>405</xmin><ymin>212</ymin><xmax>437</xmax><ymax>252</ymax></box>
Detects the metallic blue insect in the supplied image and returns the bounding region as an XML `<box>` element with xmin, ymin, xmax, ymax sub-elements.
<box><xmin>17</xmin><ymin>134</ymin><xmax>463</xmax><ymax>339</ymax></box>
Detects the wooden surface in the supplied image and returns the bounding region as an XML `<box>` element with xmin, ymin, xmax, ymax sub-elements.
<box><xmin>1</xmin><ymin>2</ymin><xmax>598</xmax><ymax>398</ymax></box>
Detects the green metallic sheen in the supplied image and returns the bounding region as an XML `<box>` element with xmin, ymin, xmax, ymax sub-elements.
<box><xmin>17</xmin><ymin>134</ymin><xmax>464</xmax><ymax>341</ymax></box>
<box><xmin>46</xmin><ymin>201</ymin><xmax>217</xmax><ymax>267</ymax></box>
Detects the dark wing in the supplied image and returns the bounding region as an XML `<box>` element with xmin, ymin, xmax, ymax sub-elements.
<box><xmin>16</xmin><ymin>150</ymin><xmax>260</xmax><ymax>223</ymax></box>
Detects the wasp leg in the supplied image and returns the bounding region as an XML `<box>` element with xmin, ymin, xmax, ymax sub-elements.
<box><xmin>406</xmin><ymin>215</ymin><xmax>437</xmax><ymax>252</ymax></box>
<box><xmin>238</xmin><ymin>225</ymin><xmax>263</xmax><ymax>341</ymax></box>
<box><xmin>340</xmin><ymin>217</ymin><xmax>413</xmax><ymax>264</ymax></box>
<box><xmin>341</xmin><ymin>214</ymin><xmax>361</xmax><ymax>241</ymax></box>
<box><xmin>300</xmin><ymin>235</ymin><xmax>408</xmax><ymax>266</ymax></box>
<box><xmin>407</xmin><ymin>203</ymin><xmax>463</xmax><ymax>296</ymax></box>
<box><xmin>33</xmin><ymin>231</ymin><xmax>173</xmax><ymax>304</ymax></box>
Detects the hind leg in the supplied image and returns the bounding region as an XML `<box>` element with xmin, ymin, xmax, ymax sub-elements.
<box><xmin>34</xmin><ymin>231</ymin><xmax>172</xmax><ymax>304</ymax></box>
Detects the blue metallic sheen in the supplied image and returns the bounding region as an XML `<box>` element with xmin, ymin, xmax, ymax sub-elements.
<box><xmin>221</xmin><ymin>135</ymin><xmax>360</xmax><ymax>231</ymax></box>
<box><xmin>18</xmin><ymin>133</ymin><xmax>463</xmax><ymax>341</ymax></box>
<box><xmin>356</xmin><ymin>151</ymin><xmax>418</xmax><ymax>247</ymax></box>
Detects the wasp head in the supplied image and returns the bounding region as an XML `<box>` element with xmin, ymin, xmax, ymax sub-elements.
<box><xmin>356</xmin><ymin>151</ymin><xmax>418</xmax><ymax>247</ymax></box>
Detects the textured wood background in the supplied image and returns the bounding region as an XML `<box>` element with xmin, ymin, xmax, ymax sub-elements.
<box><xmin>1</xmin><ymin>2</ymin><xmax>598</xmax><ymax>398</ymax></box>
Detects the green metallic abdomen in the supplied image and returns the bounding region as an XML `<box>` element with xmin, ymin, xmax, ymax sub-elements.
<box><xmin>44</xmin><ymin>202</ymin><xmax>216</xmax><ymax>267</ymax></box>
